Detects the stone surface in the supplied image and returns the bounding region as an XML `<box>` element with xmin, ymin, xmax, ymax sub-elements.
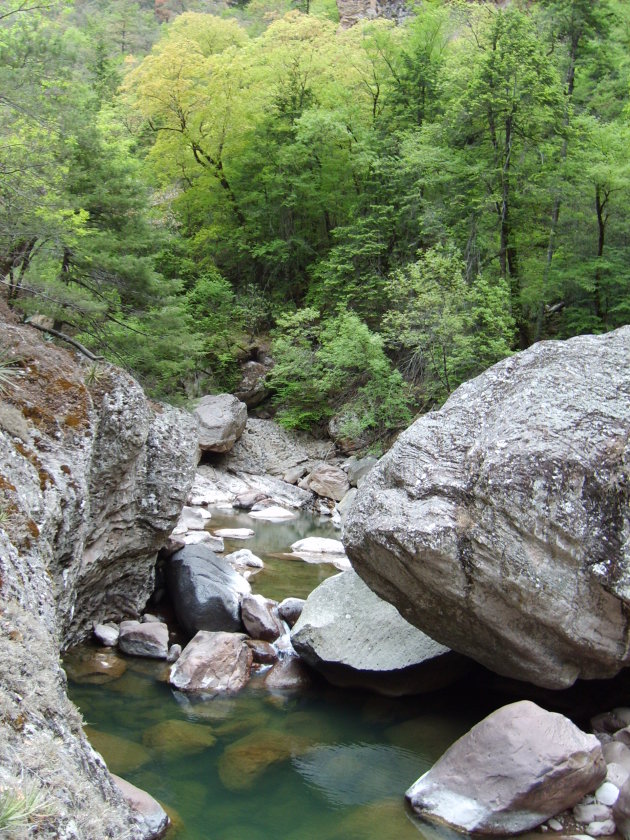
<box><xmin>119</xmin><ymin>621</ymin><xmax>169</xmax><ymax>659</ymax></box>
<box><xmin>336</xmin><ymin>0</ymin><xmax>410</xmax><ymax>29</ymax></box>
<box><xmin>112</xmin><ymin>774</ymin><xmax>170</xmax><ymax>839</ymax></box>
<box><xmin>188</xmin><ymin>463</ymin><xmax>313</xmax><ymax>511</ymax></box>
<box><xmin>213</xmin><ymin>527</ymin><xmax>255</xmax><ymax>540</ymax></box>
<box><xmin>574</xmin><ymin>804</ymin><xmax>614</xmax><ymax>823</ymax></box>
<box><xmin>241</xmin><ymin>594</ymin><xmax>284</xmax><ymax>642</ymax></box>
<box><xmin>94</xmin><ymin>622</ymin><xmax>119</xmax><ymax>647</ymax></box>
<box><xmin>169</xmin><ymin>631</ymin><xmax>253</xmax><ymax>693</ymax></box>
<box><xmin>181</xmin><ymin>530</ymin><xmax>224</xmax><ymax>551</ymax></box>
<box><xmin>194</xmin><ymin>393</ymin><xmax>247</xmax><ymax>453</ymax></box>
<box><xmin>263</xmin><ymin>656</ymin><xmax>312</xmax><ymax>691</ymax></box>
<box><xmin>406</xmin><ymin>700</ymin><xmax>606</xmax><ymax>834</ymax></box>
<box><xmin>299</xmin><ymin>463</ymin><xmax>350</xmax><ymax>502</ymax></box>
<box><xmin>224</xmin><ymin>548</ymin><xmax>264</xmax><ymax>569</ymax></box>
<box><xmin>245</xmin><ymin>638</ymin><xmax>278</xmax><ymax>665</ymax></box>
<box><xmin>603</xmin><ymin>742</ymin><xmax>630</xmax><ymax>773</ymax></box>
<box><xmin>613</xmin><ymin>778</ymin><xmax>630</xmax><ymax>840</ymax></box>
<box><xmin>345</xmin><ymin>456</ymin><xmax>379</xmax><ymax>487</ymax></box>
<box><xmin>142</xmin><ymin>719</ymin><xmax>216</xmax><ymax>756</ymax></box>
<box><xmin>176</xmin><ymin>505</ymin><xmax>212</xmax><ymax>531</ymax></box>
<box><xmin>85</xmin><ymin>727</ymin><xmax>152</xmax><ymax>775</ymax></box>
<box><xmin>291</xmin><ymin>571</ymin><xmax>465</xmax><ymax>696</ymax></box>
<box><xmin>64</xmin><ymin>646</ymin><xmax>127</xmax><ymax>684</ymax></box>
<box><xmin>233</xmin><ymin>490</ymin><xmax>268</xmax><ymax>510</ymax></box>
<box><xmin>168</xmin><ymin>545</ymin><xmax>251</xmax><ymax>635</ymax></box>
<box><xmin>586</xmin><ymin>820</ymin><xmax>616</xmax><ymax>836</ymax></box>
<box><xmin>290</xmin><ymin>537</ymin><xmax>351</xmax><ymax>571</ymax></box>
<box><xmin>278</xmin><ymin>597</ymin><xmax>305</xmax><ymax>627</ymax></box>
<box><xmin>249</xmin><ymin>505</ymin><xmax>295</xmax><ymax>521</ymax></box>
<box><xmin>234</xmin><ymin>361</ymin><xmax>269</xmax><ymax>409</ymax></box>
<box><xmin>0</xmin><ymin>306</ymin><xmax>197</xmax><ymax>838</ymax></box>
<box><xmin>217</xmin><ymin>729</ymin><xmax>310</xmax><ymax>791</ymax></box>
<box><xmin>596</xmin><ymin>782</ymin><xmax>620</xmax><ymax>806</ymax></box>
<box><xmin>345</xmin><ymin>328</ymin><xmax>630</xmax><ymax>689</ymax></box>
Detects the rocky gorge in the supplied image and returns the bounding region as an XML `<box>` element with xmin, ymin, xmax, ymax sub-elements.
<box><xmin>2</xmin><ymin>302</ymin><xmax>630</xmax><ymax>840</ymax></box>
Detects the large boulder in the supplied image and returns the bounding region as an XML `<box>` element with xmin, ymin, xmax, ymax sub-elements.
<box><xmin>291</xmin><ymin>571</ymin><xmax>465</xmax><ymax>695</ymax></box>
<box><xmin>406</xmin><ymin>700</ymin><xmax>606</xmax><ymax>835</ymax></box>
<box><xmin>299</xmin><ymin>463</ymin><xmax>350</xmax><ymax>502</ymax></box>
<box><xmin>345</xmin><ymin>328</ymin><xmax>630</xmax><ymax>689</ymax></box>
<box><xmin>194</xmin><ymin>394</ymin><xmax>247</xmax><ymax>453</ymax></box>
<box><xmin>167</xmin><ymin>545</ymin><xmax>251</xmax><ymax>635</ymax></box>
<box><xmin>118</xmin><ymin>620</ymin><xmax>169</xmax><ymax>659</ymax></box>
<box><xmin>169</xmin><ymin>631</ymin><xmax>253</xmax><ymax>693</ymax></box>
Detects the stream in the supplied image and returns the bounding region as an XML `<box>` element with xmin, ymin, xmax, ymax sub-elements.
<box><xmin>64</xmin><ymin>507</ymin><xmax>496</xmax><ymax>840</ymax></box>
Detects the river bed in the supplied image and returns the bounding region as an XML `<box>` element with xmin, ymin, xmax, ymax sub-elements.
<box><xmin>65</xmin><ymin>508</ymin><xmax>494</xmax><ymax>840</ymax></box>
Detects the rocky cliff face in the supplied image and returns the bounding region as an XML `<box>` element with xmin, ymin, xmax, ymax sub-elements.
<box><xmin>336</xmin><ymin>0</ymin><xmax>409</xmax><ymax>29</ymax></box>
<box><xmin>0</xmin><ymin>304</ymin><xmax>198</xmax><ymax>837</ymax></box>
<box><xmin>345</xmin><ymin>328</ymin><xmax>630</xmax><ymax>690</ymax></box>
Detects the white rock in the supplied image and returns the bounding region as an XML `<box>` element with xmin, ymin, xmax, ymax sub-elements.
<box><xmin>547</xmin><ymin>819</ymin><xmax>563</xmax><ymax>831</ymax></box>
<box><xmin>176</xmin><ymin>505</ymin><xmax>212</xmax><ymax>531</ymax></box>
<box><xmin>182</xmin><ymin>531</ymin><xmax>224</xmax><ymax>552</ymax></box>
<box><xmin>213</xmin><ymin>528</ymin><xmax>255</xmax><ymax>540</ymax></box>
<box><xmin>291</xmin><ymin>537</ymin><xmax>345</xmax><ymax>554</ymax></box>
<box><xmin>224</xmin><ymin>549</ymin><xmax>263</xmax><ymax>568</ymax></box>
<box><xmin>574</xmin><ymin>804</ymin><xmax>613</xmax><ymax>823</ymax></box>
<box><xmin>93</xmin><ymin>623</ymin><xmax>119</xmax><ymax>647</ymax></box>
<box><xmin>586</xmin><ymin>820</ymin><xmax>616</xmax><ymax>836</ymax></box>
<box><xmin>596</xmin><ymin>782</ymin><xmax>620</xmax><ymax>806</ymax></box>
<box><xmin>249</xmin><ymin>506</ymin><xmax>295</xmax><ymax>521</ymax></box>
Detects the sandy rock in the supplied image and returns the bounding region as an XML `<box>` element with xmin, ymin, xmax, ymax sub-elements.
<box><xmin>194</xmin><ymin>394</ymin><xmax>247</xmax><ymax>453</ymax></box>
<box><xmin>291</xmin><ymin>571</ymin><xmax>465</xmax><ymax>696</ymax></box>
<box><xmin>299</xmin><ymin>463</ymin><xmax>350</xmax><ymax>502</ymax></box>
<box><xmin>111</xmin><ymin>774</ymin><xmax>169</xmax><ymax>839</ymax></box>
<box><xmin>345</xmin><ymin>328</ymin><xmax>630</xmax><ymax>689</ymax></box>
<box><xmin>169</xmin><ymin>631</ymin><xmax>253</xmax><ymax>693</ymax></box>
<box><xmin>278</xmin><ymin>597</ymin><xmax>305</xmax><ymax>627</ymax></box>
<box><xmin>406</xmin><ymin>700</ymin><xmax>606</xmax><ymax>834</ymax></box>
<box><xmin>167</xmin><ymin>545</ymin><xmax>250</xmax><ymax>634</ymax></box>
<box><xmin>93</xmin><ymin>623</ymin><xmax>119</xmax><ymax>647</ymax></box>
<box><xmin>241</xmin><ymin>594</ymin><xmax>284</xmax><ymax>642</ymax></box>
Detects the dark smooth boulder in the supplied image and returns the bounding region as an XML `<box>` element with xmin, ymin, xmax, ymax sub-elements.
<box><xmin>406</xmin><ymin>700</ymin><xmax>606</xmax><ymax>835</ymax></box>
<box><xmin>167</xmin><ymin>545</ymin><xmax>250</xmax><ymax>635</ymax></box>
<box><xmin>345</xmin><ymin>328</ymin><xmax>630</xmax><ymax>689</ymax></box>
<box><xmin>291</xmin><ymin>571</ymin><xmax>467</xmax><ymax>696</ymax></box>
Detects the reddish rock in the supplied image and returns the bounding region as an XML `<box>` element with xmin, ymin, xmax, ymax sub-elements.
<box><xmin>169</xmin><ymin>631</ymin><xmax>253</xmax><ymax>693</ymax></box>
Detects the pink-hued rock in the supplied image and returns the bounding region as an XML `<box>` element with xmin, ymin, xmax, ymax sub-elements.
<box><xmin>112</xmin><ymin>774</ymin><xmax>169</xmax><ymax>839</ymax></box>
<box><xmin>406</xmin><ymin>700</ymin><xmax>606</xmax><ymax>835</ymax></box>
<box><xmin>118</xmin><ymin>620</ymin><xmax>169</xmax><ymax>660</ymax></box>
<box><xmin>299</xmin><ymin>463</ymin><xmax>350</xmax><ymax>502</ymax></box>
<box><xmin>169</xmin><ymin>631</ymin><xmax>253</xmax><ymax>693</ymax></box>
<box><xmin>241</xmin><ymin>594</ymin><xmax>284</xmax><ymax>642</ymax></box>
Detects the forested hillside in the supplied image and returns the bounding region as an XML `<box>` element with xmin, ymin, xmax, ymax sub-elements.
<box><xmin>2</xmin><ymin>0</ymin><xmax>629</xmax><ymax>448</ymax></box>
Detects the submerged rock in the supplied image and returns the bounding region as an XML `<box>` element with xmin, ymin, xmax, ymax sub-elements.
<box><xmin>194</xmin><ymin>394</ymin><xmax>247</xmax><ymax>453</ymax></box>
<box><xmin>345</xmin><ymin>328</ymin><xmax>630</xmax><ymax>689</ymax></box>
<box><xmin>169</xmin><ymin>631</ymin><xmax>253</xmax><ymax>693</ymax></box>
<box><xmin>406</xmin><ymin>700</ymin><xmax>606</xmax><ymax>834</ymax></box>
<box><xmin>85</xmin><ymin>727</ymin><xmax>152</xmax><ymax>775</ymax></box>
<box><xmin>142</xmin><ymin>719</ymin><xmax>216</xmax><ymax>756</ymax></box>
<box><xmin>111</xmin><ymin>774</ymin><xmax>169</xmax><ymax>840</ymax></box>
<box><xmin>218</xmin><ymin>729</ymin><xmax>311</xmax><ymax>791</ymax></box>
<box><xmin>168</xmin><ymin>545</ymin><xmax>250</xmax><ymax>634</ymax></box>
<box><xmin>64</xmin><ymin>647</ymin><xmax>127</xmax><ymax>684</ymax></box>
<box><xmin>291</xmin><ymin>571</ymin><xmax>465</xmax><ymax>696</ymax></box>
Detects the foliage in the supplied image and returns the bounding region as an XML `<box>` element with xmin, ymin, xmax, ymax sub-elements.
<box><xmin>0</xmin><ymin>781</ymin><xmax>55</xmax><ymax>833</ymax></box>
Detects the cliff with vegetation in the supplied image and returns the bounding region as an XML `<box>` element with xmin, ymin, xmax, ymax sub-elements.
<box><xmin>0</xmin><ymin>304</ymin><xmax>198</xmax><ymax>837</ymax></box>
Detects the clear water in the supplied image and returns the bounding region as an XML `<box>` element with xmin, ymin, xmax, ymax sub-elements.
<box><xmin>65</xmin><ymin>508</ymin><xmax>486</xmax><ymax>840</ymax></box>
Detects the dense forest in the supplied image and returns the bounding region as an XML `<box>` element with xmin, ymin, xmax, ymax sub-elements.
<box><xmin>1</xmin><ymin>0</ymin><xmax>629</xmax><ymax>449</ymax></box>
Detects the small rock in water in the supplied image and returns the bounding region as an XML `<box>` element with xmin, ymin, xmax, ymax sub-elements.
<box><xmin>118</xmin><ymin>620</ymin><xmax>169</xmax><ymax>660</ymax></box>
<box><xmin>263</xmin><ymin>656</ymin><xmax>311</xmax><ymax>692</ymax></box>
<box><xmin>233</xmin><ymin>491</ymin><xmax>268</xmax><ymax>511</ymax></box>
<box><xmin>182</xmin><ymin>531</ymin><xmax>225</xmax><ymax>552</ymax></box>
<box><xmin>224</xmin><ymin>549</ymin><xmax>264</xmax><ymax>568</ymax></box>
<box><xmin>596</xmin><ymin>782</ymin><xmax>620</xmax><ymax>806</ymax></box>
<box><xmin>278</xmin><ymin>597</ymin><xmax>305</xmax><ymax>627</ymax></box>
<box><xmin>213</xmin><ymin>528</ymin><xmax>255</xmax><ymax>540</ymax></box>
<box><xmin>93</xmin><ymin>623</ymin><xmax>119</xmax><ymax>647</ymax></box>
<box><xmin>249</xmin><ymin>506</ymin><xmax>295</xmax><ymax>521</ymax></box>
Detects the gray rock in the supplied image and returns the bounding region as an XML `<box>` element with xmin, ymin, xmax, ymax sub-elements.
<box><xmin>345</xmin><ymin>456</ymin><xmax>378</xmax><ymax>487</ymax></box>
<box><xmin>224</xmin><ymin>548</ymin><xmax>264</xmax><ymax>569</ymax></box>
<box><xmin>345</xmin><ymin>328</ymin><xmax>630</xmax><ymax>689</ymax></box>
<box><xmin>586</xmin><ymin>820</ymin><xmax>616</xmax><ymax>836</ymax></box>
<box><xmin>182</xmin><ymin>530</ymin><xmax>224</xmax><ymax>551</ymax></box>
<box><xmin>607</xmin><ymin>763</ymin><xmax>630</xmax><ymax>789</ymax></box>
<box><xmin>141</xmin><ymin>613</ymin><xmax>161</xmax><ymax>624</ymax></box>
<box><xmin>336</xmin><ymin>488</ymin><xmax>357</xmax><ymax>522</ymax></box>
<box><xmin>249</xmin><ymin>505</ymin><xmax>295</xmax><ymax>521</ymax></box>
<box><xmin>188</xmin><ymin>463</ymin><xmax>313</xmax><ymax>511</ymax></box>
<box><xmin>169</xmin><ymin>631</ymin><xmax>253</xmax><ymax>693</ymax></box>
<box><xmin>241</xmin><ymin>594</ymin><xmax>284</xmax><ymax>642</ymax></box>
<box><xmin>278</xmin><ymin>597</ymin><xmax>305</xmax><ymax>627</ymax></box>
<box><xmin>574</xmin><ymin>804</ymin><xmax>613</xmax><ymax>823</ymax></box>
<box><xmin>194</xmin><ymin>394</ymin><xmax>247</xmax><ymax>453</ymax></box>
<box><xmin>290</xmin><ymin>537</ymin><xmax>351</xmax><ymax>571</ymax></box>
<box><xmin>175</xmin><ymin>505</ymin><xmax>212</xmax><ymax>531</ymax></box>
<box><xmin>291</xmin><ymin>571</ymin><xmax>466</xmax><ymax>696</ymax></box>
<box><xmin>406</xmin><ymin>700</ymin><xmax>606</xmax><ymax>834</ymax></box>
<box><xmin>245</xmin><ymin>638</ymin><xmax>278</xmax><ymax>665</ymax></box>
<box><xmin>111</xmin><ymin>774</ymin><xmax>169</xmax><ymax>839</ymax></box>
<box><xmin>232</xmin><ymin>491</ymin><xmax>268</xmax><ymax>510</ymax></box>
<box><xmin>167</xmin><ymin>644</ymin><xmax>182</xmax><ymax>663</ymax></box>
<box><xmin>168</xmin><ymin>545</ymin><xmax>251</xmax><ymax>635</ymax></box>
<box><xmin>234</xmin><ymin>361</ymin><xmax>269</xmax><ymax>409</ymax></box>
<box><xmin>299</xmin><ymin>463</ymin><xmax>350</xmax><ymax>502</ymax></box>
<box><xmin>263</xmin><ymin>656</ymin><xmax>312</xmax><ymax>691</ymax></box>
<box><xmin>118</xmin><ymin>620</ymin><xmax>169</xmax><ymax>659</ymax></box>
<box><xmin>603</xmin><ymin>742</ymin><xmax>630</xmax><ymax>773</ymax></box>
<box><xmin>93</xmin><ymin>623</ymin><xmax>119</xmax><ymax>647</ymax></box>
<box><xmin>614</xmin><ymin>778</ymin><xmax>630</xmax><ymax>840</ymax></box>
